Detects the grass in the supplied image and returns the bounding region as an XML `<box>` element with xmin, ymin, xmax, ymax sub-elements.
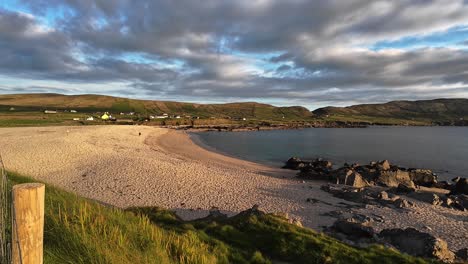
<box><xmin>4</xmin><ymin>171</ymin><xmax>438</xmax><ymax>264</ymax></box>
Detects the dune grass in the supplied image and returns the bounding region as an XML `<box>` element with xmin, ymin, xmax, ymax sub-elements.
<box><xmin>6</xmin><ymin>172</ymin><xmax>436</xmax><ymax>264</ymax></box>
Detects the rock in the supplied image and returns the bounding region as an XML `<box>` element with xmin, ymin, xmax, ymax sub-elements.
<box><xmin>376</xmin><ymin>169</ymin><xmax>412</xmax><ymax>187</ymax></box>
<box><xmin>394</xmin><ymin>198</ymin><xmax>414</xmax><ymax>208</ymax></box>
<box><xmin>312</xmin><ymin>158</ymin><xmax>333</xmax><ymax>169</ymax></box>
<box><xmin>455</xmin><ymin>248</ymin><xmax>468</xmax><ymax>262</ymax></box>
<box><xmin>446</xmin><ymin>194</ymin><xmax>468</xmax><ymax>211</ymax></box>
<box><xmin>433</xmin><ymin>181</ymin><xmax>451</xmax><ymax>190</ymax></box>
<box><xmin>452</xmin><ymin>177</ymin><xmax>461</xmax><ymax>183</ymax></box>
<box><xmin>377</xmin><ymin>160</ymin><xmax>391</xmax><ymax>171</ymax></box>
<box><xmin>393</xmin><ymin>182</ymin><xmax>416</xmax><ymax>194</ymax></box>
<box><xmin>450</xmin><ymin>178</ymin><xmax>468</xmax><ymax>195</ymax></box>
<box><xmin>377</xmin><ymin>191</ymin><xmax>389</xmax><ymax>200</ymax></box>
<box><xmin>336</xmin><ymin>169</ymin><xmax>370</xmax><ymax>188</ymax></box>
<box><xmin>332</xmin><ymin>218</ymin><xmax>375</xmax><ymax>239</ymax></box>
<box><xmin>283</xmin><ymin>157</ymin><xmax>307</xmax><ymax>170</ymax></box>
<box><xmin>409</xmin><ymin>169</ymin><xmax>438</xmax><ymax>187</ymax></box>
<box><xmin>408</xmin><ymin>192</ymin><xmax>443</xmax><ymax>206</ymax></box>
<box><xmin>379</xmin><ymin>228</ymin><xmax>455</xmax><ymax>262</ymax></box>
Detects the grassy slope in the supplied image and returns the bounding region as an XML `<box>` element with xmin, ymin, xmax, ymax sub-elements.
<box><xmin>0</xmin><ymin>94</ymin><xmax>312</xmax><ymax>121</ymax></box>
<box><xmin>6</xmin><ymin>172</ymin><xmax>435</xmax><ymax>264</ymax></box>
<box><xmin>313</xmin><ymin>99</ymin><xmax>468</xmax><ymax>124</ymax></box>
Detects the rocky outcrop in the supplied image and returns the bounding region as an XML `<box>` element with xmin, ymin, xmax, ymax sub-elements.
<box><xmin>379</xmin><ymin>228</ymin><xmax>455</xmax><ymax>262</ymax></box>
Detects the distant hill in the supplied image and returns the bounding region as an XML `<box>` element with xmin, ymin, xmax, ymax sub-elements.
<box><xmin>313</xmin><ymin>99</ymin><xmax>468</xmax><ymax>124</ymax></box>
<box><xmin>0</xmin><ymin>93</ymin><xmax>312</xmax><ymax>120</ymax></box>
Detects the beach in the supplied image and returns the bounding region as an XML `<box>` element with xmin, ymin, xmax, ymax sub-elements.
<box><xmin>0</xmin><ymin>125</ymin><xmax>466</xmax><ymax>250</ymax></box>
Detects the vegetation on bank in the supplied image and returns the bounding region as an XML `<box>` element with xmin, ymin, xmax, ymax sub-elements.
<box><xmin>1</xmin><ymin>94</ymin><xmax>468</xmax><ymax>127</ymax></box>
<box><xmin>5</xmin><ymin>172</ymin><xmax>436</xmax><ymax>264</ymax></box>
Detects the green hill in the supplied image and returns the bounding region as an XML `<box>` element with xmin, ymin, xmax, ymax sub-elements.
<box><xmin>313</xmin><ymin>99</ymin><xmax>468</xmax><ymax>125</ymax></box>
<box><xmin>0</xmin><ymin>93</ymin><xmax>312</xmax><ymax>120</ymax></box>
<box><xmin>5</xmin><ymin>172</ymin><xmax>431</xmax><ymax>264</ymax></box>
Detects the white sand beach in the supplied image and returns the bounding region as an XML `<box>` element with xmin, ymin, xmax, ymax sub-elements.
<box><xmin>0</xmin><ymin>125</ymin><xmax>466</xmax><ymax>250</ymax></box>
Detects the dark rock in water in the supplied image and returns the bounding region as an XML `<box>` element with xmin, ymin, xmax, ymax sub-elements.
<box><xmin>379</xmin><ymin>228</ymin><xmax>455</xmax><ymax>262</ymax></box>
<box><xmin>455</xmin><ymin>248</ymin><xmax>468</xmax><ymax>262</ymax></box>
<box><xmin>331</xmin><ymin>218</ymin><xmax>375</xmax><ymax>239</ymax></box>
<box><xmin>297</xmin><ymin>158</ymin><xmax>334</xmax><ymax>180</ymax></box>
<box><xmin>409</xmin><ymin>169</ymin><xmax>438</xmax><ymax>187</ymax></box>
<box><xmin>335</xmin><ymin>169</ymin><xmax>370</xmax><ymax>188</ymax></box>
<box><xmin>283</xmin><ymin>157</ymin><xmax>307</xmax><ymax>170</ymax></box>
<box><xmin>408</xmin><ymin>192</ymin><xmax>443</xmax><ymax>206</ymax></box>
<box><xmin>450</xmin><ymin>178</ymin><xmax>468</xmax><ymax>195</ymax></box>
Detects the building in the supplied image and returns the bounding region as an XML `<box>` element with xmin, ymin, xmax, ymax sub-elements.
<box><xmin>101</xmin><ymin>113</ymin><xmax>110</xmax><ymax>120</ymax></box>
<box><xmin>73</xmin><ymin>118</ymin><xmax>80</xmax><ymax>121</ymax></box>
<box><xmin>44</xmin><ymin>110</ymin><xmax>57</xmax><ymax>114</ymax></box>
<box><xmin>86</xmin><ymin>117</ymin><xmax>94</xmax><ymax>121</ymax></box>
<box><xmin>70</xmin><ymin>110</ymin><xmax>77</xmax><ymax>113</ymax></box>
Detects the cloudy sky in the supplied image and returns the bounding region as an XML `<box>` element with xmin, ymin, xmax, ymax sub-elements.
<box><xmin>1</xmin><ymin>0</ymin><xmax>468</xmax><ymax>109</ymax></box>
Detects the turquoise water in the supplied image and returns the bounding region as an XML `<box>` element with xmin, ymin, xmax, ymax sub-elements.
<box><xmin>192</xmin><ymin>127</ymin><xmax>468</xmax><ymax>181</ymax></box>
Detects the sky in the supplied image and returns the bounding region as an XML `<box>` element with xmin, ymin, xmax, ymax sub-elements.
<box><xmin>1</xmin><ymin>0</ymin><xmax>468</xmax><ymax>109</ymax></box>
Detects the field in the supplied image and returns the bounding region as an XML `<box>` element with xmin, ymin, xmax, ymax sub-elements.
<box><xmin>5</xmin><ymin>172</ymin><xmax>433</xmax><ymax>264</ymax></box>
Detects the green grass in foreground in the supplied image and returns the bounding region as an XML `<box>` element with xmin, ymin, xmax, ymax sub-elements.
<box><xmin>6</xmin><ymin>172</ymin><xmax>436</xmax><ymax>264</ymax></box>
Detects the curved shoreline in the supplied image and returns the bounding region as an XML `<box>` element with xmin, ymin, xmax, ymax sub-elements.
<box><xmin>0</xmin><ymin>125</ymin><xmax>466</xmax><ymax>250</ymax></box>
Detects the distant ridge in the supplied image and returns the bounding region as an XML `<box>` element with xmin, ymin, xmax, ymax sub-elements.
<box><xmin>313</xmin><ymin>98</ymin><xmax>468</xmax><ymax>124</ymax></box>
<box><xmin>0</xmin><ymin>93</ymin><xmax>312</xmax><ymax>120</ymax></box>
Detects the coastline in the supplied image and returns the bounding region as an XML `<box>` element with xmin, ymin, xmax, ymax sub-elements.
<box><xmin>0</xmin><ymin>125</ymin><xmax>466</xmax><ymax>251</ymax></box>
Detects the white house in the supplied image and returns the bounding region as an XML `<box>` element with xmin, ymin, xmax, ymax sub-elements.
<box><xmin>73</xmin><ymin>118</ymin><xmax>80</xmax><ymax>121</ymax></box>
<box><xmin>86</xmin><ymin>117</ymin><xmax>94</xmax><ymax>121</ymax></box>
<box><xmin>44</xmin><ymin>110</ymin><xmax>57</xmax><ymax>114</ymax></box>
<box><xmin>70</xmin><ymin>110</ymin><xmax>77</xmax><ymax>113</ymax></box>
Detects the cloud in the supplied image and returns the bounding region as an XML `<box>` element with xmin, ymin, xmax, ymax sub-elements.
<box><xmin>0</xmin><ymin>0</ymin><xmax>468</xmax><ymax>107</ymax></box>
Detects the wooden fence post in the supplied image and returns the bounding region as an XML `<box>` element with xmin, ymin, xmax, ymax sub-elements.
<box><xmin>11</xmin><ymin>183</ymin><xmax>45</xmax><ymax>264</ymax></box>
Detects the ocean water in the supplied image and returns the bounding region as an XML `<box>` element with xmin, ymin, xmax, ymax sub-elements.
<box><xmin>192</xmin><ymin>127</ymin><xmax>468</xmax><ymax>181</ymax></box>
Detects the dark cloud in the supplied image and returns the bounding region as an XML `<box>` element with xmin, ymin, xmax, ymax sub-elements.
<box><xmin>1</xmin><ymin>0</ymin><xmax>468</xmax><ymax>106</ymax></box>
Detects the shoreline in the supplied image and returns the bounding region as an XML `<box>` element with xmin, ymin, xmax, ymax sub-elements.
<box><xmin>0</xmin><ymin>125</ymin><xmax>466</xmax><ymax>251</ymax></box>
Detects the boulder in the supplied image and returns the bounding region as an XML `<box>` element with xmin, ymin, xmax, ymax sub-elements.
<box><xmin>336</xmin><ymin>169</ymin><xmax>370</xmax><ymax>188</ymax></box>
<box><xmin>377</xmin><ymin>160</ymin><xmax>391</xmax><ymax>171</ymax></box>
<box><xmin>409</xmin><ymin>169</ymin><xmax>438</xmax><ymax>187</ymax></box>
<box><xmin>312</xmin><ymin>158</ymin><xmax>333</xmax><ymax>169</ymax></box>
<box><xmin>376</xmin><ymin>169</ymin><xmax>412</xmax><ymax>187</ymax></box>
<box><xmin>452</xmin><ymin>177</ymin><xmax>461</xmax><ymax>183</ymax></box>
<box><xmin>379</xmin><ymin>228</ymin><xmax>455</xmax><ymax>262</ymax></box>
<box><xmin>332</xmin><ymin>218</ymin><xmax>375</xmax><ymax>239</ymax></box>
<box><xmin>283</xmin><ymin>157</ymin><xmax>307</xmax><ymax>170</ymax></box>
<box><xmin>298</xmin><ymin>164</ymin><xmax>330</xmax><ymax>180</ymax></box>
<box><xmin>450</xmin><ymin>178</ymin><xmax>468</xmax><ymax>195</ymax></box>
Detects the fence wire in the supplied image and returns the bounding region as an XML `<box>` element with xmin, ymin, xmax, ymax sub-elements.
<box><xmin>0</xmin><ymin>154</ymin><xmax>11</xmax><ymax>264</ymax></box>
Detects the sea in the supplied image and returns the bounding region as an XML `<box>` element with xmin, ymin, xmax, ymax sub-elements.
<box><xmin>192</xmin><ymin>126</ymin><xmax>468</xmax><ymax>181</ymax></box>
